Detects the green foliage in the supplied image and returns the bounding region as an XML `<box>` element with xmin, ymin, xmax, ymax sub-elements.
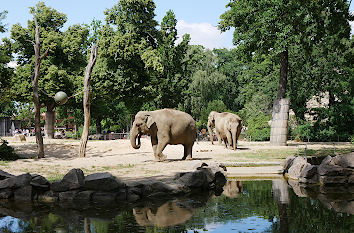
<box><xmin>151</xmin><ymin>10</ymin><xmax>191</xmax><ymax>109</ymax></box>
<box><xmin>0</xmin><ymin>11</ymin><xmax>13</xmax><ymax>104</ymax></box>
<box><xmin>9</xmin><ymin>2</ymin><xmax>89</xmax><ymax>134</ymax></box>
<box><xmin>293</xmin><ymin>123</ymin><xmax>312</xmax><ymax>141</ymax></box>
<box><xmin>0</xmin><ymin>139</ymin><xmax>19</xmax><ymax>161</ymax></box>
<box><xmin>0</xmin><ymin>101</ymin><xmax>16</xmax><ymax>117</ymax></box>
<box><xmin>97</xmin><ymin>0</ymin><xmax>162</xmax><ymax>113</ymax></box>
<box><xmin>246</xmin><ymin>114</ymin><xmax>271</xmax><ymax>141</ymax></box>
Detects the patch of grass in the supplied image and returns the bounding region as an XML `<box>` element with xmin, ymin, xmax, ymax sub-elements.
<box><xmin>225</xmin><ymin>146</ymin><xmax>353</xmax><ymax>162</ymax></box>
<box><xmin>227</xmin><ymin>176</ymin><xmax>282</xmax><ymax>180</ymax></box>
<box><xmin>144</xmin><ymin>170</ymin><xmax>160</xmax><ymax>175</ymax></box>
<box><xmin>225</xmin><ymin>164</ymin><xmax>280</xmax><ymax>167</ymax></box>
<box><xmin>47</xmin><ymin>173</ymin><xmax>65</xmax><ymax>182</ymax></box>
<box><xmin>0</xmin><ymin>161</ymin><xmax>9</xmax><ymax>167</ymax></box>
<box><xmin>81</xmin><ymin>164</ymin><xmax>135</xmax><ymax>174</ymax></box>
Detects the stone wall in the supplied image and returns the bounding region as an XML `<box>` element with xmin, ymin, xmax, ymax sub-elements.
<box><xmin>0</xmin><ymin>162</ymin><xmax>226</xmax><ymax>205</ymax></box>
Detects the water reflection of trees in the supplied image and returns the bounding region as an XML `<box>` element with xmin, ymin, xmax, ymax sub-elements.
<box><xmin>0</xmin><ymin>181</ymin><xmax>353</xmax><ymax>232</ymax></box>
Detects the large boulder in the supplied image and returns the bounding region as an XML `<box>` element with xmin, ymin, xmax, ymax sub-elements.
<box><xmin>177</xmin><ymin>170</ymin><xmax>209</xmax><ymax>190</ymax></box>
<box><xmin>287</xmin><ymin>157</ymin><xmax>308</xmax><ymax>180</ymax></box>
<box><xmin>0</xmin><ymin>170</ymin><xmax>14</xmax><ymax>180</ymax></box>
<box><xmin>14</xmin><ymin>185</ymin><xmax>33</xmax><ymax>201</ymax></box>
<box><xmin>51</xmin><ymin>169</ymin><xmax>84</xmax><ymax>192</ymax></box>
<box><xmin>299</xmin><ymin>165</ymin><xmax>319</xmax><ymax>184</ymax></box>
<box><xmin>30</xmin><ymin>174</ymin><xmax>50</xmax><ymax>189</ymax></box>
<box><xmin>331</xmin><ymin>153</ymin><xmax>354</xmax><ymax>168</ymax></box>
<box><xmin>0</xmin><ymin>173</ymin><xmax>32</xmax><ymax>189</ymax></box>
<box><xmin>282</xmin><ymin>156</ymin><xmax>296</xmax><ymax>174</ymax></box>
<box><xmin>84</xmin><ymin>172</ymin><xmax>125</xmax><ymax>191</ymax></box>
<box><xmin>0</xmin><ymin>189</ymin><xmax>13</xmax><ymax>199</ymax></box>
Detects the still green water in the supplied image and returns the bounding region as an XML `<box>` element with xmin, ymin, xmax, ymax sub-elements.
<box><xmin>0</xmin><ymin>180</ymin><xmax>353</xmax><ymax>233</ymax></box>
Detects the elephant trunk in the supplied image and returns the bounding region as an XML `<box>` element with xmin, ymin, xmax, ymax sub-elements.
<box><xmin>130</xmin><ymin>126</ymin><xmax>141</xmax><ymax>149</ymax></box>
<box><xmin>207</xmin><ymin>122</ymin><xmax>214</xmax><ymax>145</ymax></box>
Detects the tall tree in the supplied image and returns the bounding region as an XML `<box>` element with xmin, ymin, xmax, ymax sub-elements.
<box><xmin>79</xmin><ymin>45</ymin><xmax>97</xmax><ymax>158</ymax></box>
<box><xmin>32</xmin><ymin>17</ymin><xmax>49</xmax><ymax>158</ymax></box>
<box><xmin>0</xmin><ymin>10</ymin><xmax>14</xmax><ymax>116</ymax></box>
<box><xmin>98</xmin><ymin>0</ymin><xmax>163</xmax><ymax>113</ymax></box>
<box><xmin>10</xmin><ymin>2</ymin><xmax>89</xmax><ymax>138</ymax></box>
<box><xmin>151</xmin><ymin>10</ymin><xmax>191</xmax><ymax>109</ymax></box>
<box><xmin>219</xmin><ymin>0</ymin><xmax>353</xmax><ymax>143</ymax></box>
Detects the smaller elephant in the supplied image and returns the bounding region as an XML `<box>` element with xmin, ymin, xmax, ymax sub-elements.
<box><xmin>207</xmin><ymin>111</ymin><xmax>242</xmax><ymax>150</ymax></box>
<box><xmin>130</xmin><ymin>109</ymin><xmax>197</xmax><ymax>161</ymax></box>
<box><xmin>222</xmin><ymin>180</ymin><xmax>243</xmax><ymax>198</ymax></box>
<box><xmin>133</xmin><ymin>201</ymin><xmax>195</xmax><ymax>227</ymax></box>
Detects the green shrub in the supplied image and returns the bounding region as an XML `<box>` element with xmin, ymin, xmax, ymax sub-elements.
<box><xmin>294</xmin><ymin>123</ymin><xmax>312</xmax><ymax>141</ymax></box>
<box><xmin>246</xmin><ymin>114</ymin><xmax>271</xmax><ymax>141</ymax></box>
<box><xmin>0</xmin><ymin>139</ymin><xmax>19</xmax><ymax>161</ymax></box>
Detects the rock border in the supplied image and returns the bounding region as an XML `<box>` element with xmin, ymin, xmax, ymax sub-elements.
<box><xmin>282</xmin><ymin>152</ymin><xmax>353</xmax><ymax>186</ymax></box>
<box><xmin>0</xmin><ymin>162</ymin><xmax>227</xmax><ymax>205</ymax></box>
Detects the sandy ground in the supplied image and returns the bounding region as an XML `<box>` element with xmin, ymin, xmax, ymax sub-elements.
<box><xmin>1</xmin><ymin>136</ymin><xmax>353</xmax><ymax>182</ymax></box>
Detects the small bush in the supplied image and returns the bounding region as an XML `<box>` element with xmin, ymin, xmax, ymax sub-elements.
<box><xmin>246</xmin><ymin>114</ymin><xmax>271</xmax><ymax>141</ymax></box>
<box><xmin>0</xmin><ymin>139</ymin><xmax>19</xmax><ymax>161</ymax></box>
<box><xmin>294</xmin><ymin>123</ymin><xmax>312</xmax><ymax>141</ymax></box>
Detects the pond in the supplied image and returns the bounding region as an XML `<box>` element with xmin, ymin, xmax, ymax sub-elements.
<box><xmin>0</xmin><ymin>180</ymin><xmax>353</xmax><ymax>233</ymax></box>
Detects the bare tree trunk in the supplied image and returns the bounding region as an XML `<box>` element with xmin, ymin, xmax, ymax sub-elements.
<box><xmin>79</xmin><ymin>45</ymin><xmax>98</xmax><ymax>157</ymax></box>
<box><xmin>96</xmin><ymin>117</ymin><xmax>102</xmax><ymax>134</ymax></box>
<box><xmin>32</xmin><ymin>18</ymin><xmax>49</xmax><ymax>158</ymax></box>
<box><xmin>277</xmin><ymin>50</ymin><xmax>288</xmax><ymax>99</ymax></box>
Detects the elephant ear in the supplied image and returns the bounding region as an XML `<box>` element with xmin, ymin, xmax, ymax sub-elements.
<box><xmin>146</xmin><ymin>115</ymin><xmax>156</xmax><ymax>128</ymax></box>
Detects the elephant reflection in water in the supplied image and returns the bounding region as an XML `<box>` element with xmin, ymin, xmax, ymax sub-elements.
<box><xmin>222</xmin><ymin>180</ymin><xmax>243</xmax><ymax>198</ymax></box>
<box><xmin>133</xmin><ymin>200</ymin><xmax>195</xmax><ymax>227</ymax></box>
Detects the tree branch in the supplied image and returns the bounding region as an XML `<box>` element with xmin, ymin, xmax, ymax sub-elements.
<box><xmin>40</xmin><ymin>47</ymin><xmax>50</xmax><ymax>60</ymax></box>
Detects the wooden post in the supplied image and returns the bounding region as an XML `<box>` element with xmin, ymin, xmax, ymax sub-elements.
<box><xmin>79</xmin><ymin>45</ymin><xmax>97</xmax><ymax>157</ymax></box>
<box><xmin>32</xmin><ymin>18</ymin><xmax>49</xmax><ymax>158</ymax></box>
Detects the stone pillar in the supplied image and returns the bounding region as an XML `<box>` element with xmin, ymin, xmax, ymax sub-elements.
<box><xmin>270</xmin><ymin>98</ymin><xmax>290</xmax><ymax>146</ymax></box>
<box><xmin>45</xmin><ymin>110</ymin><xmax>55</xmax><ymax>139</ymax></box>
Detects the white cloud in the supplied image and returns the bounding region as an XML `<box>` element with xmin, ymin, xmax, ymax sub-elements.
<box><xmin>7</xmin><ymin>61</ymin><xmax>17</xmax><ymax>68</ymax></box>
<box><xmin>176</xmin><ymin>20</ymin><xmax>230</xmax><ymax>49</ymax></box>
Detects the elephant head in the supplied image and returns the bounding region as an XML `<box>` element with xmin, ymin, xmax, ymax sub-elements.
<box><xmin>130</xmin><ymin>111</ymin><xmax>156</xmax><ymax>149</ymax></box>
<box><xmin>207</xmin><ymin>111</ymin><xmax>217</xmax><ymax>144</ymax></box>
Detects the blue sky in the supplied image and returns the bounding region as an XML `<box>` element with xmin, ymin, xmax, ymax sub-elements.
<box><xmin>0</xmin><ymin>0</ymin><xmax>234</xmax><ymax>49</ymax></box>
<box><xmin>1</xmin><ymin>1</ymin><xmax>353</xmax><ymax>50</ymax></box>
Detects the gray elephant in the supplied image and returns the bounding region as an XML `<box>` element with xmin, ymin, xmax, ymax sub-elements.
<box><xmin>207</xmin><ymin>111</ymin><xmax>242</xmax><ymax>150</ymax></box>
<box><xmin>133</xmin><ymin>201</ymin><xmax>195</xmax><ymax>227</ymax></box>
<box><xmin>130</xmin><ymin>109</ymin><xmax>197</xmax><ymax>161</ymax></box>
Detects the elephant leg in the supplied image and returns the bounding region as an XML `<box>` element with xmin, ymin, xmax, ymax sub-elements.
<box><xmin>225</xmin><ymin>131</ymin><xmax>233</xmax><ymax>149</ymax></box>
<box><xmin>216</xmin><ymin>132</ymin><xmax>222</xmax><ymax>145</ymax></box>
<box><xmin>236</xmin><ymin>125</ymin><xmax>242</xmax><ymax>149</ymax></box>
<box><xmin>151</xmin><ymin>134</ymin><xmax>158</xmax><ymax>158</ymax></box>
<box><xmin>182</xmin><ymin>143</ymin><xmax>193</xmax><ymax>160</ymax></box>
<box><xmin>155</xmin><ymin>135</ymin><xmax>168</xmax><ymax>162</ymax></box>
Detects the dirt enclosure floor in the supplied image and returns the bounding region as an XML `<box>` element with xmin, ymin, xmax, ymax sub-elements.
<box><xmin>1</xmin><ymin>136</ymin><xmax>353</xmax><ymax>183</ymax></box>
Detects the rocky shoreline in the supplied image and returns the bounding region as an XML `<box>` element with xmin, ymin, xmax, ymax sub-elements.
<box><xmin>0</xmin><ymin>162</ymin><xmax>227</xmax><ymax>205</ymax></box>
